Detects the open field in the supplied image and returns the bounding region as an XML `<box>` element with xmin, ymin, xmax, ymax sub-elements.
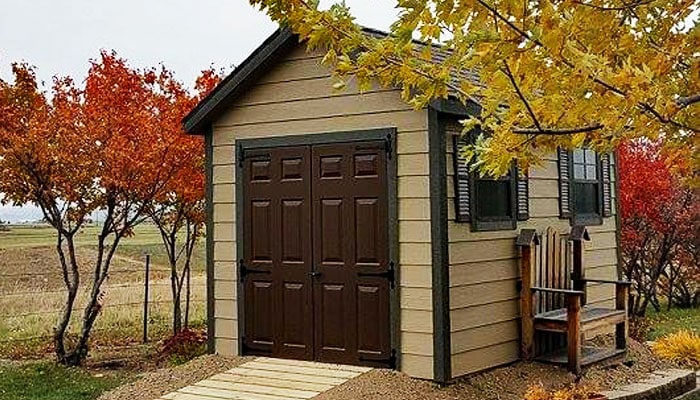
<box><xmin>0</xmin><ymin>223</ymin><xmax>206</xmax><ymax>359</ymax></box>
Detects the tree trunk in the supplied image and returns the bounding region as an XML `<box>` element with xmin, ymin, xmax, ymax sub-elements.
<box><xmin>184</xmin><ymin>263</ymin><xmax>191</xmax><ymax>329</ymax></box>
<box><xmin>54</xmin><ymin>233</ymin><xmax>80</xmax><ymax>365</ymax></box>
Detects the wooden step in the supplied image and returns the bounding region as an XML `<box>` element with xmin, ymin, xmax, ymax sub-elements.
<box><xmin>534</xmin><ymin>306</ymin><xmax>626</xmax><ymax>333</ymax></box>
<box><xmin>536</xmin><ymin>346</ymin><xmax>626</xmax><ymax>367</ymax></box>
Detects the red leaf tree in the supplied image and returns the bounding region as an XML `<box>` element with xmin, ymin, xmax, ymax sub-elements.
<box><xmin>618</xmin><ymin>140</ymin><xmax>700</xmax><ymax>316</ymax></box>
<box><xmin>146</xmin><ymin>67</ymin><xmax>222</xmax><ymax>334</ymax></box>
<box><xmin>0</xmin><ymin>53</ymin><xmax>213</xmax><ymax>365</ymax></box>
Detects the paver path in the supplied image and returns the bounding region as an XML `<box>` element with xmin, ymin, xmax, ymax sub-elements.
<box><xmin>157</xmin><ymin>357</ymin><xmax>372</xmax><ymax>400</ymax></box>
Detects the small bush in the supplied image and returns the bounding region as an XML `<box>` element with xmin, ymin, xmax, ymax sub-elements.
<box><xmin>523</xmin><ymin>383</ymin><xmax>602</xmax><ymax>400</ymax></box>
<box><xmin>629</xmin><ymin>316</ymin><xmax>652</xmax><ymax>342</ymax></box>
<box><xmin>160</xmin><ymin>329</ymin><xmax>207</xmax><ymax>366</ymax></box>
<box><xmin>651</xmin><ymin>330</ymin><xmax>700</xmax><ymax>369</ymax></box>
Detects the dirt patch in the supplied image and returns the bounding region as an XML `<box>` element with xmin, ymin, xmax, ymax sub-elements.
<box><xmin>97</xmin><ymin>354</ymin><xmax>252</xmax><ymax>400</ymax></box>
<box><xmin>0</xmin><ymin>246</ymin><xmax>171</xmax><ymax>292</ymax></box>
<box><xmin>316</xmin><ymin>339</ymin><xmax>674</xmax><ymax>400</ymax></box>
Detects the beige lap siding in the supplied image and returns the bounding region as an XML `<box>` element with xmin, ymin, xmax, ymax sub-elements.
<box><xmin>445</xmin><ymin>135</ymin><xmax>620</xmax><ymax>378</ymax></box>
<box><xmin>210</xmin><ymin>45</ymin><xmax>435</xmax><ymax>379</ymax></box>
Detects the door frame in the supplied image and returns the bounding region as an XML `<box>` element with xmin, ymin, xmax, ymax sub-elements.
<box><xmin>234</xmin><ymin>127</ymin><xmax>400</xmax><ymax>368</ymax></box>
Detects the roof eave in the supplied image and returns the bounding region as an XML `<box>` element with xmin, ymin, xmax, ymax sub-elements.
<box><xmin>183</xmin><ymin>27</ymin><xmax>297</xmax><ymax>135</ymax></box>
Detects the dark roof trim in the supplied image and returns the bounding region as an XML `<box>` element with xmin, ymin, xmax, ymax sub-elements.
<box><xmin>429</xmin><ymin>98</ymin><xmax>481</xmax><ymax>117</ymax></box>
<box><xmin>183</xmin><ymin>28</ymin><xmax>296</xmax><ymax>134</ymax></box>
<box><xmin>184</xmin><ymin>25</ymin><xmax>481</xmax><ymax>135</ymax></box>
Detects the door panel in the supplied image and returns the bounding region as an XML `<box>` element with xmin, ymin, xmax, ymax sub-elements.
<box><xmin>242</xmin><ymin>140</ymin><xmax>391</xmax><ymax>367</ymax></box>
<box><xmin>311</xmin><ymin>141</ymin><xmax>391</xmax><ymax>366</ymax></box>
<box><xmin>243</xmin><ymin>146</ymin><xmax>313</xmax><ymax>360</ymax></box>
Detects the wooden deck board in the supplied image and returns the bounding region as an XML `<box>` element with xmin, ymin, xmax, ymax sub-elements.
<box><xmin>156</xmin><ymin>357</ymin><xmax>371</xmax><ymax>400</ymax></box>
<box><xmin>225</xmin><ymin>367</ymin><xmax>348</xmax><ymax>385</ymax></box>
<box><xmin>254</xmin><ymin>357</ymin><xmax>372</xmax><ymax>373</ymax></box>
<box><xmin>239</xmin><ymin>361</ymin><xmax>362</xmax><ymax>379</ymax></box>
<box><xmin>208</xmin><ymin>373</ymin><xmax>335</xmax><ymax>392</ymax></box>
<box><xmin>194</xmin><ymin>379</ymin><xmax>319</xmax><ymax>398</ymax></box>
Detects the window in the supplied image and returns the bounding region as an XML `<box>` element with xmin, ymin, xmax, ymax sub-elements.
<box><xmin>558</xmin><ymin>148</ymin><xmax>613</xmax><ymax>225</ymax></box>
<box><xmin>453</xmin><ymin>130</ymin><xmax>528</xmax><ymax>231</ymax></box>
<box><xmin>572</xmin><ymin>148</ymin><xmax>600</xmax><ymax>218</ymax></box>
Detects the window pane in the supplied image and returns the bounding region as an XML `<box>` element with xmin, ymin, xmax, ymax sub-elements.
<box><xmin>573</xmin><ymin>164</ymin><xmax>585</xmax><ymax>180</ymax></box>
<box><xmin>573</xmin><ymin>149</ymin><xmax>584</xmax><ymax>163</ymax></box>
<box><xmin>574</xmin><ymin>182</ymin><xmax>598</xmax><ymax>215</ymax></box>
<box><xmin>476</xmin><ymin>180</ymin><xmax>511</xmax><ymax>218</ymax></box>
<box><xmin>585</xmin><ymin>149</ymin><xmax>596</xmax><ymax>164</ymax></box>
<box><xmin>586</xmin><ymin>165</ymin><xmax>597</xmax><ymax>180</ymax></box>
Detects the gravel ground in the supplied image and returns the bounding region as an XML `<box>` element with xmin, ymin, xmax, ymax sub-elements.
<box><xmin>97</xmin><ymin>355</ymin><xmax>252</xmax><ymax>400</ymax></box>
<box><xmin>317</xmin><ymin>339</ymin><xmax>674</xmax><ymax>400</ymax></box>
<box><xmin>99</xmin><ymin>339</ymin><xmax>672</xmax><ymax>400</ymax></box>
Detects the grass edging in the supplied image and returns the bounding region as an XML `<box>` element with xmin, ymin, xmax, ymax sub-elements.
<box><xmin>600</xmin><ymin>369</ymin><xmax>697</xmax><ymax>400</ymax></box>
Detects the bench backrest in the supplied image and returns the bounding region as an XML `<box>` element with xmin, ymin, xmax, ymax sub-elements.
<box><xmin>534</xmin><ymin>227</ymin><xmax>573</xmax><ymax>314</ymax></box>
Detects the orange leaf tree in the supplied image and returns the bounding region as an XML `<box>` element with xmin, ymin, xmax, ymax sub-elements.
<box><xmin>146</xmin><ymin>68</ymin><xmax>222</xmax><ymax>335</ymax></box>
<box><xmin>0</xmin><ymin>53</ymin><xmax>205</xmax><ymax>365</ymax></box>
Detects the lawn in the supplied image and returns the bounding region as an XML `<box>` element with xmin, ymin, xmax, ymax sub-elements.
<box><xmin>0</xmin><ymin>223</ymin><xmax>206</xmax><ymax>359</ymax></box>
<box><xmin>645</xmin><ymin>306</ymin><xmax>700</xmax><ymax>340</ymax></box>
<box><xmin>0</xmin><ymin>224</ymin><xmax>164</xmax><ymax>249</ymax></box>
<box><xmin>0</xmin><ymin>361</ymin><xmax>131</xmax><ymax>400</ymax></box>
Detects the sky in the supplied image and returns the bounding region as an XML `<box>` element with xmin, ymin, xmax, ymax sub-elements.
<box><xmin>0</xmin><ymin>0</ymin><xmax>399</xmax><ymax>222</ymax></box>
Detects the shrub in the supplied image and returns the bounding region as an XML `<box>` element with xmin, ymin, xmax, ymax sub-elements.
<box><xmin>160</xmin><ymin>328</ymin><xmax>207</xmax><ymax>366</ymax></box>
<box><xmin>651</xmin><ymin>330</ymin><xmax>700</xmax><ymax>369</ymax></box>
<box><xmin>629</xmin><ymin>316</ymin><xmax>652</xmax><ymax>342</ymax></box>
<box><xmin>523</xmin><ymin>383</ymin><xmax>602</xmax><ymax>400</ymax></box>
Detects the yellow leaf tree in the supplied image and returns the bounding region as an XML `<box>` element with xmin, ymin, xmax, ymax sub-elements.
<box><xmin>249</xmin><ymin>0</ymin><xmax>698</xmax><ymax>177</ymax></box>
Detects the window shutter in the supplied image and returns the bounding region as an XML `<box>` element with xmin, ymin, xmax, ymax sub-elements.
<box><xmin>557</xmin><ymin>148</ymin><xmax>571</xmax><ymax>219</ymax></box>
<box><xmin>600</xmin><ymin>153</ymin><xmax>613</xmax><ymax>217</ymax></box>
<box><xmin>451</xmin><ymin>123</ymin><xmax>471</xmax><ymax>222</ymax></box>
<box><xmin>516</xmin><ymin>167</ymin><xmax>529</xmax><ymax>221</ymax></box>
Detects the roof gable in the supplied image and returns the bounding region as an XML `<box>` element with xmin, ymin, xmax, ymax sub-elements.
<box><xmin>183</xmin><ymin>28</ymin><xmax>297</xmax><ymax>134</ymax></box>
<box><xmin>184</xmin><ymin>27</ymin><xmax>480</xmax><ymax>134</ymax></box>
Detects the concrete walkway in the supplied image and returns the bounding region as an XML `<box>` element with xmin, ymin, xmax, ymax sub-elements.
<box><xmin>157</xmin><ymin>357</ymin><xmax>372</xmax><ymax>400</ymax></box>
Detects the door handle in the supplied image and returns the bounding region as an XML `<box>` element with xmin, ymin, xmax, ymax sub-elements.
<box><xmin>309</xmin><ymin>271</ymin><xmax>322</xmax><ymax>278</ymax></box>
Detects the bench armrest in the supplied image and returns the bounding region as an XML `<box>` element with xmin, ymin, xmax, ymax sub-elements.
<box><xmin>531</xmin><ymin>287</ymin><xmax>585</xmax><ymax>296</ymax></box>
<box><xmin>584</xmin><ymin>278</ymin><xmax>632</xmax><ymax>286</ymax></box>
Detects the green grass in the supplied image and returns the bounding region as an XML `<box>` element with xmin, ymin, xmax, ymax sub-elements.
<box><xmin>646</xmin><ymin>306</ymin><xmax>700</xmax><ymax>340</ymax></box>
<box><xmin>0</xmin><ymin>223</ymin><xmax>207</xmax><ymax>359</ymax></box>
<box><xmin>0</xmin><ymin>361</ymin><xmax>131</xmax><ymax>400</ymax></box>
<box><xmin>0</xmin><ymin>224</ymin><xmax>163</xmax><ymax>249</ymax></box>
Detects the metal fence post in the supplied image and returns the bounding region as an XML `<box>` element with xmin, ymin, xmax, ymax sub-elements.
<box><xmin>143</xmin><ymin>254</ymin><xmax>150</xmax><ymax>343</ymax></box>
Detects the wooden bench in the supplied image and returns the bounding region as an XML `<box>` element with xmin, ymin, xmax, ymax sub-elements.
<box><xmin>516</xmin><ymin>226</ymin><xmax>631</xmax><ymax>374</ymax></box>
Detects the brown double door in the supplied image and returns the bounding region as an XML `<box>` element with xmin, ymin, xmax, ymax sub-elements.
<box><xmin>241</xmin><ymin>141</ymin><xmax>392</xmax><ymax>367</ymax></box>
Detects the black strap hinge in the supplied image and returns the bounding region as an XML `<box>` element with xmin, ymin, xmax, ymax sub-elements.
<box><xmin>359</xmin><ymin>349</ymin><xmax>396</xmax><ymax>368</ymax></box>
<box><xmin>237</xmin><ymin>145</ymin><xmax>245</xmax><ymax>168</ymax></box>
<box><xmin>239</xmin><ymin>260</ymin><xmax>271</xmax><ymax>280</ymax></box>
<box><xmin>384</xmin><ymin>134</ymin><xmax>393</xmax><ymax>159</ymax></box>
<box><xmin>357</xmin><ymin>261</ymin><xmax>395</xmax><ymax>288</ymax></box>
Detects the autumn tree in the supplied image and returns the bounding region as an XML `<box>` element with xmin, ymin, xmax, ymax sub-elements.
<box><xmin>248</xmin><ymin>0</ymin><xmax>698</xmax><ymax>176</ymax></box>
<box><xmin>618</xmin><ymin>140</ymin><xmax>700</xmax><ymax>316</ymax></box>
<box><xmin>0</xmin><ymin>53</ymin><xmax>194</xmax><ymax>365</ymax></box>
<box><xmin>0</xmin><ymin>64</ymin><xmax>97</xmax><ymax>364</ymax></box>
<box><xmin>146</xmin><ymin>68</ymin><xmax>221</xmax><ymax>334</ymax></box>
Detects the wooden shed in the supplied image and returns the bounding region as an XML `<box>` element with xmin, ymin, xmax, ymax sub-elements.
<box><xmin>183</xmin><ymin>28</ymin><xmax>623</xmax><ymax>383</ymax></box>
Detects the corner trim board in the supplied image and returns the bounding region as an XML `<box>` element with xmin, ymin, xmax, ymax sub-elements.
<box><xmin>428</xmin><ymin>107</ymin><xmax>452</xmax><ymax>383</ymax></box>
<box><xmin>204</xmin><ymin>124</ymin><xmax>216</xmax><ymax>354</ymax></box>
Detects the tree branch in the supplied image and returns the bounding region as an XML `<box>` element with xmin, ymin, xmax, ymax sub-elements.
<box><xmin>571</xmin><ymin>0</ymin><xmax>656</xmax><ymax>11</ymax></box>
<box><xmin>513</xmin><ymin>123</ymin><xmax>605</xmax><ymax>134</ymax></box>
<box><xmin>502</xmin><ymin>61</ymin><xmax>543</xmax><ymax>132</ymax></box>
<box><xmin>677</xmin><ymin>94</ymin><xmax>700</xmax><ymax>108</ymax></box>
